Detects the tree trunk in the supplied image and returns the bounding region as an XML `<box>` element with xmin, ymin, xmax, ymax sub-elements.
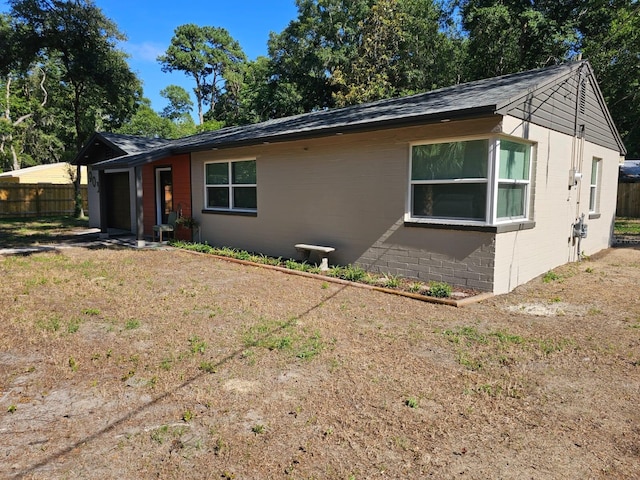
<box><xmin>73</xmin><ymin>85</ymin><xmax>85</xmax><ymax>218</ymax></box>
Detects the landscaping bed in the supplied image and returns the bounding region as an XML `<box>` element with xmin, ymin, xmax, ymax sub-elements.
<box><xmin>170</xmin><ymin>240</ymin><xmax>483</xmax><ymax>305</ymax></box>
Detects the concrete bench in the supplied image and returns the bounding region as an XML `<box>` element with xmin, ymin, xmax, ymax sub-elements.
<box><xmin>295</xmin><ymin>243</ymin><xmax>335</xmax><ymax>271</ymax></box>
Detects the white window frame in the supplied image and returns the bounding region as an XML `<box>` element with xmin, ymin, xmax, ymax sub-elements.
<box><xmin>589</xmin><ymin>157</ymin><xmax>601</xmax><ymax>214</ymax></box>
<box><xmin>491</xmin><ymin>138</ymin><xmax>532</xmax><ymax>224</ymax></box>
<box><xmin>407</xmin><ymin>135</ymin><xmax>534</xmax><ymax>226</ymax></box>
<box><xmin>204</xmin><ymin>158</ymin><xmax>257</xmax><ymax>212</ymax></box>
<box><xmin>155</xmin><ymin>167</ymin><xmax>172</xmax><ymax>225</ymax></box>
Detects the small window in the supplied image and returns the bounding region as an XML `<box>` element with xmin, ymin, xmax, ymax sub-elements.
<box><xmin>496</xmin><ymin>139</ymin><xmax>531</xmax><ymax>220</ymax></box>
<box><xmin>205</xmin><ymin>159</ymin><xmax>256</xmax><ymax>212</ymax></box>
<box><xmin>589</xmin><ymin>157</ymin><xmax>601</xmax><ymax>213</ymax></box>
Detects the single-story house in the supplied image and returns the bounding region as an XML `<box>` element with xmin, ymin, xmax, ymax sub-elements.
<box><xmin>0</xmin><ymin>162</ymin><xmax>87</xmax><ymax>184</ymax></box>
<box><xmin>74</xmin><ymin>60</ymin><xmax>626</xmax><ymax>294</ymax></box>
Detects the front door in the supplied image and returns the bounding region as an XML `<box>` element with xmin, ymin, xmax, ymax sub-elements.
<box><xmin>156</xmin><ymin>168</ymin><xmax>173</xmax><ymax>224</ymax></box>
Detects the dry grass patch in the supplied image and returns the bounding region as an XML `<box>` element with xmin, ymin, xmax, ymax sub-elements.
<box><xmin>1</xmin><ymin>245</ymin><xmax>639</xmax><ymax>479</ymax></box>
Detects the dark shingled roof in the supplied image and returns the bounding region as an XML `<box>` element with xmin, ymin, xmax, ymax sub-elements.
<box><xmin>83</xmin><ymin>61</ymin><xmax>623</xmax><ymax>170</ymax></box>
<box><xmin>98</xmin><ymin>133</ymin><xmax>170</xmax><ymax>154</ymax></box>
<box><xmin>74</xmin><ymin>132</ymin><xmax>171</xmax><ymax>166</ymax></box>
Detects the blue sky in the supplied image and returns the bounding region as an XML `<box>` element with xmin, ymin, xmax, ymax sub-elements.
<box><xmin>99</xmin><ymin>0</ymin><xmax>299</xmax><ymax>113</ymax></box>
<box><xmin>2</xmin><ymin>0</ymin><xmax>299</xmax><ymax>113</ymax></box>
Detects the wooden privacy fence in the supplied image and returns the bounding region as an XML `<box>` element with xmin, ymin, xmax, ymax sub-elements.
<box><xmin>0</xmin><ymin>183</ymin><xmax>88</xmax><ymax>218</ymax></box>
<box><xmin>617</xmin><ymin>183</ymin><xmax>640</xmax><ymax>218</ymax></box>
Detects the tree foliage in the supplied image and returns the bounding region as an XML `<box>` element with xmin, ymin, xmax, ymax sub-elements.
<box><xmin>2</xmin><ymin>0</ymin><xmax>639</xmax><ymax>173</ymax></box>
<box><xmin>8</xmin><ymin>0</ymin><xmax>141</xmax><ymax>215</ymax></box>
<box><xmin>158</xmin><ymin>24</ymin><xmax>246</xmax><ymax>125</ymax></box>
<box><xmin>332</xmin><ymin>0</ymin><xmax>464</xmax><ymax>106</ymax></box>
<box><xmin>456</xmin><ymin>0</ymin><xmax>578</xmax><ymax>79</ymax></box>
<box><xmin>577</xmin><ymin>1</ymin><xmax>640</xmax><ymax>156</ymax></box>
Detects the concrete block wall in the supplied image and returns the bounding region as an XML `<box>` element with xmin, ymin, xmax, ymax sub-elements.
<box><xmin>357</xmin><ymin>232</ymin><xmax>496</xmax><ymax>292</ymax></box>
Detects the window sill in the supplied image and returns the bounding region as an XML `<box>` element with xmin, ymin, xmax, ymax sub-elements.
<box><xmin>588</xmin><ymin>212</ymin><xmax>601</xmax><ymax>220</ymax></box>
<box><xmin>404</xmin><ymin>220</ymin><xmax>535</xmax><ymax>233</ymax></box>
<box><xmin>202</xmin><ymin>209</ymin><xmax>257</xmax><ymax>217</ymax></box>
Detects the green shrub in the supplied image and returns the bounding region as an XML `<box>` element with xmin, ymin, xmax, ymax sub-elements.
<box><xmin>329</xmin><ymin>264</ymin><xmax>367</xmax><ymax>282</ymax></box>
<box><xmin>542</xmin><ymin>271</ymin><xmax>560</xmax><ymax>283</ymax></box>
<box><xmin>427</xmin><ymin>281</ymin><xmax>452</xmax><ymax>298</ymax></box>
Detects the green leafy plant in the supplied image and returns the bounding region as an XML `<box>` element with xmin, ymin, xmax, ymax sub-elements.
<box><xmin>199</xmin><ymin>361</ymin><xmax>217</xmax><ymax>373</ymax></box>
<box><xmin>182</xmin><ymin>409</ymin><xmax>194</xmax><ymax>422</ymax></box>
<box><xmin>189</xmin><ymin>335</ymin><xmax>207</xmax><ymax>354</ymax></box>
<box><xmin>427</xmin><ymin>281</ymin><xmax>452</xmax><ymax>298</ymax></box>
<box><xmin>67</xmin><ymin>319</ymin><xmax>82</xmax><ymax>334</ymax></box>
<box><xmin>68</xmin><ymin>357</ymin><xmax>79</xmax><ymax>372</ymax></box>
<box><xmin>457</xmin><ymin>351</ymin><xmax>483</xmax><ymax>371</ymax></box>
<box><xmin>285</xmin><ymin>259</ymin><xmax>311</xmax><ymax>271</ymax></box>
<box><xmin>296</xmin><ymin>331</ymin><xmax>324</xmax><ymax>360</ymax></box>
<box><xmin>443</xmin><ymin>326</ymin><xmax>487</xmax><ymax>345</ymax></box>
<box><xmin>405</xmin><ymin>397</ymin><xmax>419</xmax><ymax>408</ymax></box>
<box><xmin>251</xmin><ymin>424</ymin><xmax>266</xmax><ymax>434</ymax></box>
<box><xmin>382</xmin><ymin>275</ymin><xmax>401</xmax><ymax>288</ymax></box>
<box><xmin>542</xmin><ymin>270</ymin><xmax>560</xmax><ymax>283</ymax></box>
<box><xmin>160</xmin><ymin>357</ymin><xmax>173</xmax><ymax>371</ymax></box>
<box><xmin>328</xmin><ymin>264</ymin><xmax>367</xmax><ymax>282</ymax></box>
<box><xmin>38</xmin><ymin>317</ymin><xmax>61</xmax><ymax>332</ymax></box>
<box><xmin>125</xmin><ymin>319</ymin><xmax>140</xmax><ymax>330</ymax></box>
<box><xmin>150</xmin><ymin>425</ymin><xmax>169</xmax><ymax>444</ymax></box>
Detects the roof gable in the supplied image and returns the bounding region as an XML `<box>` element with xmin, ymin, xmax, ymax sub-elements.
<box><xmin>498</xmin><ymin>62</ymin><xmax>625</xmax><ymax>153</ymax></box>
<box><xmin>74</xmin><ymin>132</ymin><xmax>170</xmax><ymax>166</ymax></box>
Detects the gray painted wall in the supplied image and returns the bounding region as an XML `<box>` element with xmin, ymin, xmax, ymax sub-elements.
<box><xmin>504</xmin><ymin>69</ymin><xmax>622</xmax><ymax>153</ymax></box>
<box><xmin>192</xmin><ymin>118</ymin><xmax>500</xmax><ymax>292</ymax></box>
<box><xmin>190</xmin><ymin>111</ymin><xmax>619</xmax><ymax>294</ymax></box>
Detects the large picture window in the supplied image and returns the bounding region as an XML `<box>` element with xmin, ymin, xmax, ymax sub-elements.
<box><xmin>205</xmin><ymin>159</ymin><xmax>256</xmax><ymax>212</ymax></box>
<box><xmin>409</xmin><ymin>137</ymin><xmax>532</xmax><ymax>225</ymax></box>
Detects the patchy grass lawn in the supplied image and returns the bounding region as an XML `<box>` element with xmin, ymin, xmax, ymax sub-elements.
<box><xmin>615</xmin><ymin>216</ymin><xmax>640</xmax><ymax>236</ymax></box>
<box><xmin>0</xmin><ymin>216</ymin><xmax>91</xmax><ymax>247</ymax></box>
<box><xmin>1</xmin><ymin>238</ymin><xmax>639</xmax><ymax>479</ymax></box>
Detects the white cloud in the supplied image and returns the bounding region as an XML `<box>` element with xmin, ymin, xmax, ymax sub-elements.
<box><xmin>125</xmin><ymin>41</ymin><xmax>166</xmax><ymax>62</ymax></box>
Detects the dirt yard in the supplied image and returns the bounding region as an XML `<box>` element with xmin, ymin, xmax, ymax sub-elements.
<box><xmin>1</xmin><ymin>238</ymin><xmax>639</xmax><ymax>479</ymax></box>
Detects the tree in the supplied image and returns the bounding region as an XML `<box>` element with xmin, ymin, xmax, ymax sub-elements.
<box><xmin>267</xmin><ymin>0</ymin><xmax>372</xmax><ymax>113</ymax></box>
<box><xmin>160</xmin><ymin>84</ymin><xmax>193</xmax><ymax>122</ymax></box>
<box><xmin>456</xmin><ymin>0</ymin><xmax>577</xmax><ymax>80</ymax></box>
<box><xmin>158</xmin><ymin>24</ymin><xmax>246</xmax><ymax>126</ymax></box>
<box><xmin>115</xmin><ymin>97</ymin><xmax>177</xmax><ymax>139</ymax></box>
<box><xmin>239</xmin><ymin>56</ymin><xmax>306</xmax><ymax>122</ymax></box>
<box><xmin>0</xmin><ymin>63</ymin><xmax>64</xmax><ymax>172</ymax></box>
<box><xmin>10</xmin><ymin>0</ymin><xmax>141</xmax><ymax>216</ymax></box>
<box><xmin>577</xmin><ymin>0</ymin><xmax>640</xmax><ymax>156</ymax></box>
<box><xmin>331</xmin><ymin>0</ymin><xmax>464</xmax><ymax>106</ymax></box>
